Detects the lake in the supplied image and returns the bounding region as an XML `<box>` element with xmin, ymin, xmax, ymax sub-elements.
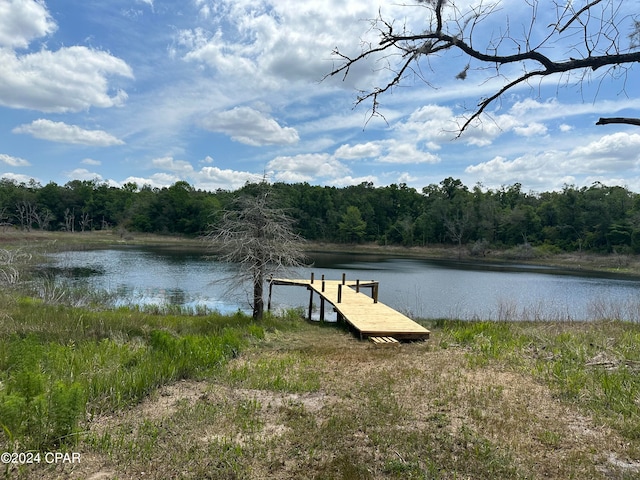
<box><xmin>42</xmin><ymin>247</ymin><xmax>640</xmax><ymax>321</ymax></box>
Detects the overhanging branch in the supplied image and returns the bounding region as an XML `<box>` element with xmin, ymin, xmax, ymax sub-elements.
<box><xmin>596</xmin><ymin>117</ymin><xmax>640</xmax><ymax>127</ymax></box>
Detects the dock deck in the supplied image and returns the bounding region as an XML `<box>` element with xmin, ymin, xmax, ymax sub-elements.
<box><xmin>269</xmin><ymin>276</ymin><xmax>430</xmax><ymax>341</ymax></box>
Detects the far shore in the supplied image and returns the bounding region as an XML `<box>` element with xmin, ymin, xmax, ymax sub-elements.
<box><xmin>2</xmin><ymin>228</ymin><xmax>640</xmax><ymax>278</ymax></box>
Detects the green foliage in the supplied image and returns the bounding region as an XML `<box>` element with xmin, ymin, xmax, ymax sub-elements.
<box><xmin>0</xmin><ymin>364</ymin><xmax>85</xmax><ymax>450</ymax></box>
<box><xmin>4</xmin><ymin>177</ymin><xmax>640</xmax><ymax>252</ymax></box>
<box><xmin>0</xmin><ymin>299</ymin><xmax>275</xmax><ymax>452</ymax></box>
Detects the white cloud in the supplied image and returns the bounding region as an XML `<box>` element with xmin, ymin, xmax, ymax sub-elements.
<box><xmin>513</xmin><ymin>122</ymin><xmax>548</xmax><ymax>137</ymax></box>
<box><xmin>151</xmin><ymin>156</ymin><xmax>195</xmax><ymax>174</ymax></box>
<box><xmin>465</xmin><ymin>152</ymin><xmax>565</xmax><ymax>189</ymax></box>
<box><xmin>178</xmin><ymin>0</ymin><xmax>378</xmax><ymax>90</ymax></box>
<box><xmin>195</xmin><ymin>166</ymin><xmax>261</xmax><ymax>190</ymax></box>
<box><xmin>397</xmin><ymin>105</ymin><xmax>460</xmax><ymax>143</ymax></box>
<box><xmin>13</xmin><ymin>119</ymin><xmax>125</xmax><ymax>146</ymax></box>
<box><xmin>377</xmin><ymin>141</ymin><xmax>441</xmax><ymax>165</ymax></box>
<box><xmin>0</xmin><ymin>47</ymin><xmax>133</xmax><ymax>113</ymax></box>
<box><xmin>144</xmin><ymin>156</ymin><xmax>262</xmax><ymax>191</ymax></box>
<box><xmin>396</xmin><ymin>172</ymin><xmax>419</xmax><ymax>185</ymax></box>
<box><xmin>0</xmin><ymin>172</ymin><xmax>40</xmax><ymax>184</ymax></box>
<box><xmin>571</xmin><ymin>133</ymin><xmax>640</xmax><ymax>163</ymax></box>
<box><xmin>119</xmin><ymin>174</ymin><xmax>180</xmax><ymax>190</ymax></box>
<box><xmin>82</xmin><ymin>158</ymin><xmax>102</xmax><ymax>166</ymax></box>
<box><xmin>0</xmin><ymin>153</ymin><xmax>30</xmax><ymax>167</ymax></box>
<box><xmin>64</xmin><ymin>168</ymin><xmax>103</xmax><ymax>181</ymax></box>
<box><xmin>465</xmin><ymin>132</ymin><xmax>640</xmax><ymax>190</ymax></box>
<box><xmin>335</xmin><ymin>142</ymin><xmax>383</xmax><ymax>160</ymax></box>
<box><xmin>0</xmin><ymin>0</ymin><xmax>133</xmax><ymax>114</ymax></box>
<box><xmin>329</xmin><ymin>174</ymin><xmax>379</xmax><ymax>187</ymax></box>
<box><xmin>267</xmin><ymin>153</ymin><xmax>349</xmax><ymax>182</ymax></box>
<box><xmin>201</xmin><ymin>106</ymin><xmax>299</xmax><ymax>146</ymax></box>
<box><xmin>138</xmin><ymin>0</ymin><xmax>154</xmax><ymax>11</ymax></box>
<box><xmin>0</xmin><ymin>0</ymin><xmax>56</xmax><ymax>49</ymax></box>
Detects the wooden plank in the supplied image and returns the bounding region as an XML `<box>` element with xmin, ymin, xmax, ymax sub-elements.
<box><xmin>271</xmin><ymin>278</ymin><xmax>431</xmax><ymax>341</ymax></box>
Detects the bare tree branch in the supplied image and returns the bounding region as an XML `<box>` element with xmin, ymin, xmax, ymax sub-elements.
<box><xmin>327</xmin><ymin>0</ymin><xmax>640</xmax><ymax>133</ymax></box>
<box><xmin>205</xmin><ymin>185</ymin><xmax>307</xmax><ymax>320</ymax></box>
<box><xmin>558</xmin><ymin>0</ymin><xmax>605</xmax><ymax>33</ymax></box>
<box><xmin>596</xmin><ymin>117</ymin><xmax>640</xmax><ymax>126</ymax></box>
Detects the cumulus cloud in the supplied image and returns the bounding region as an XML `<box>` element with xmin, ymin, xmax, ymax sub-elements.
<box><xmin>151</xmin><ymin>156</ymin><xmax>195</xmax><ymax>174</ymax></box>
<box><xmin>176</xmin><ymin>0</ymin><xmax>385</xmax><ymax>94</ymax></box>
<box><xmin>0</xmin><ymin>47</ymin><xmax>133</xmax><ymax>112</ymax></box>
<box><xmin>64</xmin><ymin>168</ymin><xmax>103</xmax><ymax>181</ymax></box>
<box><xmin>0</xmin><ymin>0</ymin><xmax>56</xmax><ymax>49</ymax></box>
<box><xmin>513</xmin><ymin>122</ymin><xmax>548</xmax><ymax>137</ymax></box>
<box><xmin>0</xmin><ymin>1</ymin><xmax>133</xmax><ymax>113</ymax></box>
<box><xmin>13</xmin><ymin>119</ymin><xmax>125</xmax><ymax>146</ymax></box>
<box><xmin>0</xmin><ymin>153</ymin><xmax>30</xmax><ymax>167</ymax></box>
<box><xmin>195</xmin><ymin>166</ymin><xmax>261</xmax><ymax>190</ymax></box>
<box><xmin>465</xmin><ymin>132</ymin><xmax>640</xmax><ymax>190</ymax></box>
<box><xmin>571</xmin><ymin>133</ymin><xmax>640</xmax><ymax>163</ymax></box>
<box><xmin>119</xmin><ymin>174</ymin><xmax>180</xmax><ymax>190</ymax></box>
<box><xmin>377</xmin><ymin>141</ymin><xmax>440</xmax><ymax>164</ymax></box>
<box><xmin>267</xmin><ymin>153</ymin><xmax>349</xmax><ymax>182</ymax></box>
<box><xmin>334</xmin><ymin>142</ymin><xmax>383</xmax><ymax>160</ymax></box>
<box><xmin>0</xmin><ymin>172</ymin><xmax>40</xmax><ymax>185</ymax></box>
<box><xmin>329</xmin><ymin>175</ymin><xmax>379</xmax><ymax>187</ymax></box>
<box><xmin>143</xmin><ymin>155</ymin><xmax>261</xmax><ymax>191</ymax></box>
<box><xmin>201</xmin><ymin>107</ymin><xmax>299</xmax><ymax>146</ymax></box>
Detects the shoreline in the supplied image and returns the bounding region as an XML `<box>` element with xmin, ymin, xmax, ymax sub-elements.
<box><xmin>3</xmin><ymin>229</ymin><xmax>640</xmax><ymax>278</ymax></box>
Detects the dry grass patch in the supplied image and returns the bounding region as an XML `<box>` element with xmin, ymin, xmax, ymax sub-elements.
<box><xmin>12</xmin><ymin>320</ymin><xmax>640</xmax><ymax>480</ymax></box>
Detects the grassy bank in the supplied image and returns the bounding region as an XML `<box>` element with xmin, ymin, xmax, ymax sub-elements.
<box><xmin>1</xmin><ymin>297</ymin><xmax>639</xmax><ymax>479</ymax></box>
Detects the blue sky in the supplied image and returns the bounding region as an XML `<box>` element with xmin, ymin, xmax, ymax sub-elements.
<box><xmin>1</xmin><ymin>0</ymin><xmax>639</xmax><ymax>193</ymax></box>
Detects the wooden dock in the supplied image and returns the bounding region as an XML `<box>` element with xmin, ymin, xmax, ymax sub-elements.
<box><xmin>268</xmin><ymin>274</ymin><xmax>430</xmax><ymax>341</ymax></box>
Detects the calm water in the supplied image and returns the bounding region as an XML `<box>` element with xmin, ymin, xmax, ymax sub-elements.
<box><xmin>42</xmin><ymin>247</ymin><xmax>640</xmax><ymax>321</ymax></box>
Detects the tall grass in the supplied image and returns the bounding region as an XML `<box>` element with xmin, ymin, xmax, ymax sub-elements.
<box><xmin>0</xmin><ymin>293</ymin><xmax>276</xmax><ymax>452</ymax></box>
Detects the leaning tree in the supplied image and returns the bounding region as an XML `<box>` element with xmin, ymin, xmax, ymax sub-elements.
<box><xmin>328</xmin><ymin>0</ymin><xmax>640</xmax><ymax>132</ymax></box>
<box><xmin>206</xmin><ymin>186</ymin><xmax>307</xmax><ymax>320</ymax></box>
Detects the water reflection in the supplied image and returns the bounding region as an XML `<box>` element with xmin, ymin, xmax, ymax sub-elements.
<box><xmin>43</xmin><ymin>247</ymin><xmax>640</xmax><ymax>321</ymax></box>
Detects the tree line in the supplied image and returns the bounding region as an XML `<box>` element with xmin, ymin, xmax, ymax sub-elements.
<box><xmin>2</xmin><ymin>177</ymin><xmax>640</xmax><ymax>254</ymax></box>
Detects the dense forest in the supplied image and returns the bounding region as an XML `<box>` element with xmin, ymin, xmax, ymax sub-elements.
<box><xmin>1</xmin><ymin>177</ymin><xmax>640</xmax><ymax>254</ymax></box>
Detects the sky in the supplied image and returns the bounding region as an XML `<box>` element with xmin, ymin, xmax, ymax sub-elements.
<box><xmin>1</xmin><ymin>0</ymin><xmax>639</xmax><ymax>194</ymax></box>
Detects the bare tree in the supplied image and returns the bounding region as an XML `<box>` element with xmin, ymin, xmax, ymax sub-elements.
<box><xmin>445</xmin><ymin>209</ymin><xmax>471</xmax><ymax>259</ymax></box>
<box><xmin>64</xmin><ymin>208</ymin><xmax>75</xmax><ymax>232</ymax></box>
<box><xmin>15</xmin><ymin>200</ymin><xmax>37</xmax><ymax>231</ymax></box>
<box><xmin>328</xmin><ymin>0</ymin><xmax>640</xmax><ymax>133</ymax></box>
<box><xmin>79</xmin><ymin>211</ymin><xmax>92</xmax><ymax>232</ymax></box>
<box><xmin>33</xmin><ymin>208</ymin><xmax>54</xmax><ymax>230</ymax></box>
<box><xmin>205</xmin><ymin>187</ymin><xmax>307</xmax><ymax>320</ymax></box>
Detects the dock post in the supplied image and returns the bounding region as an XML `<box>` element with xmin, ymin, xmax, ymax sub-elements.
<box><xmin>342</xmin><ymin>273</ymin><xmax>346</xmax><ymax>285</ymax></box>
<box><xmin>308</xmin><ymin>288</ymin><xmax>313</xmax><ymax>321</ymax></box>
<box><xmin>356</xmin><ymin>279</ymin><xmax>360</xmax><ymax>293</ymax></box>
<box><xmin>373</xmin><ymin>282</ymin><xmax>379</xmax><ymax>303</ymax></box>
<box><xmin>310</xmin><ymin>272</ymin><xmax>314</xmax><ymax>284</ymax></box>
<box><xmin>267</xmin><ymin>281</ymin><xmax>273</xmax><ymax>311</ymax></box>
<box><xmin>320</xmin><ymin>297</ymin><xmax>325</xmax><ymax>322</ymax></box>
<box><xmin>337</xmin><ymin>283</ymin><xmax>342</xmax><ymax>303</ymax></box>
<box><xmin>322</xmin><ymin>280</ymin><xmax>325</xmax><ymax>292</ymax></box>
